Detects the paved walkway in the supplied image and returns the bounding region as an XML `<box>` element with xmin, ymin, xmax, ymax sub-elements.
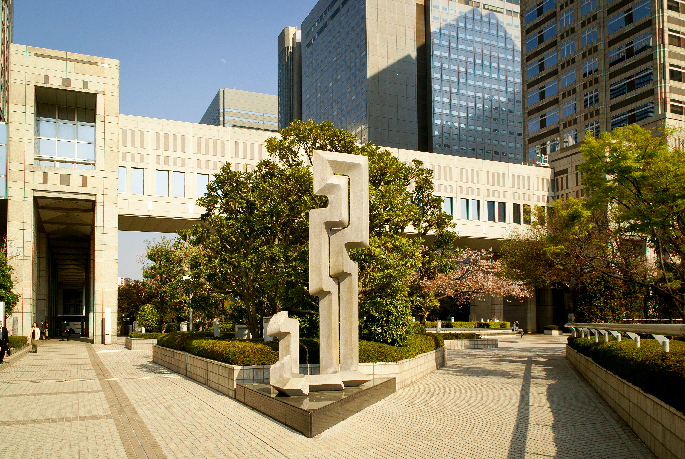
<box><xmin>0</xmin><ymin>336</ymin><xmax>654</xmax><ymax>458</ymax></box>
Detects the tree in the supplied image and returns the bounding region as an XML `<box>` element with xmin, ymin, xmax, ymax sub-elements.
<box><xmin>186</xmin><ymin>120</ymin><xmax>456</xmax><ymax>345</ymax></box>
<box><xmin>118</xmin><ymin>280</ymin><xmax>151</xmax><ymax>327</ymax></box>
<box><xmin>421</xmin><ymin>248</ymin><xmax>531</xmax><ymax>312</ymax></box>
<box><xmin>0</xmin><ymin>241</ymin><xmax>19</xmax><ymax>318</ymax></box>
<box><xmin>579</xmin><ymin>124</ymin><xmax>685</xmax><ymax>320</ymax></box>
<box><xmin>136</xmin><ymin>304</ymin><xmax>158</xmax><ymax>331</ymax></box>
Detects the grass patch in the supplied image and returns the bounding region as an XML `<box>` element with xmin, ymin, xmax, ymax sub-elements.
<box><xmin>568</xmin><ymin>337</ymin><xmax>685</xmax><ymax>415</ymax></box>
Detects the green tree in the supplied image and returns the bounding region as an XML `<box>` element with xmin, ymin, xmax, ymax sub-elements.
<box><xmin>186</xmin><ymin>120</ymin><xmax>456</xmax><ymax>345</ymax></box>
<box><xmin>0</xmin><ymin>250</ymin><xmax>18</xmax><ymax>317</ymax></box>
<box><xmin>136</xmin><ymin>304</ymin><xmax>158</xmax><ymax>331</ymax></box>
<box><xmin>117</xmin><ymin>280</ymin><xmax>151</xmax><ymax>327</ymax></box>
<box><xmin>579</xmin><ymin>124</ymin><xmax>685</xmax><ymax>320</ymax></box>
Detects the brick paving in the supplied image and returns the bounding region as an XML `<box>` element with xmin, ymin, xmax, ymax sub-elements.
<box><xmin>0</xmin><ymin>335</ymin><xmax>655</xmax><ymax>458</ymax></box>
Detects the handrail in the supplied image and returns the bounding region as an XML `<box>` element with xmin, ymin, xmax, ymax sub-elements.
<box><xmin>565</xmin><ymin>322</ymin><xmax>684</xmax><ymax>352</ymax></box>
<box><xmin>566</xmin><ymin>323</ymin><xmax>685</xmax><ymax>337</ymax></box>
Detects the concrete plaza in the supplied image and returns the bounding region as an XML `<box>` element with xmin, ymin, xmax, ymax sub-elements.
<box><xmin>0</xmin><ymin>336</ymin><xmax>653</xmax><ymax>458</ymax></box>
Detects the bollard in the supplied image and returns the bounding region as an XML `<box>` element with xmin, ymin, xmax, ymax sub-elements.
<box><xmin>626</xmin><ymin>332</ymin><xmax>640</xmax><ymax>348</ymax></box>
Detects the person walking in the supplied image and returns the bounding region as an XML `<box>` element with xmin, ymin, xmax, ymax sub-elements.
<box><xmin>30</xmin><ymin>323</ymin><xmax>40</xmax><ymax>353</ymax></box>
<box><xmin>44</xmin><ymin>322</ymin><xmax>49</xmax><ymax>340</ymax></box>
<box><xmin>0</xmin><ymin>321</ymin><xmax>8</xmax><ymax>363</ymax></box>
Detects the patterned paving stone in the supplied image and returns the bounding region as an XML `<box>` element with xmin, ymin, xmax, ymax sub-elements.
<box><xmin>0</xmin><ymin>336</ymin><xmax>656</xmax><ymax>458</ymax></box>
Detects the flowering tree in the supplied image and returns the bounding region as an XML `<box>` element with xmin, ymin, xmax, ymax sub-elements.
<box><xmin>421</xmin><ymin>249</ymin><xmax>531</xmax><ymax>306</ymax></box>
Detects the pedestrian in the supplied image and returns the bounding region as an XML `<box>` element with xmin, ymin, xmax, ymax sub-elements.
<box><xmin>0</xmin><ymin>321</ymin><xmax>8</xmax><ymax>363</ymax></box>
<box><xmin>40</xmin><ymin>320</ymin><xmax>45</xmax><ymax>340</ymax></box>
<box><xmin>44</xmin><ymin>322</ymin><xmax>49</xmax><ymax>340</ymax></box>
<box><xmin>31</xmin><ymin>323</ymin><xmax>40</xmax><ymax>352</ymax></box>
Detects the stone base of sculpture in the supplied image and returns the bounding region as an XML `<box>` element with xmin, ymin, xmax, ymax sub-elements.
<box><xmin>337</xmin><ymin>370</ymin><xmax>371</xmax><ymax>387</ymax></box>
<box><xmin>303</xmin><ymin>373</ymin><xmax>344</xmax><ymax>392</ymax></box>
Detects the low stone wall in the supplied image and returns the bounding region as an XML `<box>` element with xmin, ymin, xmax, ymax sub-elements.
<box><xmin>443</xmin><ymin>339</ymin><xmax>498</xmax><ymax>350</ymax></box>
<box><xmin>566</xmin><ymin>345</ymin><xmax>685</xmax><ymax>459</ymax></box>
<box><xmin>125</xmin><ymin>337</ymin><xmax>158</xmax><ymax>350</ymax></box>
<box><xmin>152</xmin><ymin>345</ymin><xmax>445</xmax><ymax>395</ymax></box>
<box><xmin>358</xmin><ymin>347</ymin><xmax>446</xmax><ymax>390</ymax></box>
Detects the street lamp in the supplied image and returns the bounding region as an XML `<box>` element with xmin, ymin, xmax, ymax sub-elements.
<box><xmin>183</xmin><ymin>275</ymin><xmax>193</xmax><ymax>332</ymax></box>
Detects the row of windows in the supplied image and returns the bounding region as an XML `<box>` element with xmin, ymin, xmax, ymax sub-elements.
<box><xmin>608</xmin><ymin>0</ymin><xmax>651</xmax><ymax>35</ymax></box>
<box><xmin>526</xmin><ymin>22</ymin><xmax>556</xmax><ymax>52</ymax></box>
<box><xmin>118</xmin><ymin>167</ymin><xmax>211</xmax><ymax>199</ymax></box>
<box><xmin>609</xmin><ymin>67</ymin><xmax>653</xmax><ymax>100</ymax></box>
<box><xmin>528</xmin><ymin>108</ymin><xmax>559</xmax><ymax>133</ymax></box>
<box><xmin>524</xmin><ymin>0</ymin><xmax>555</xmax><ymax>25</ymax></box>
<box><xmin>526</xmin><ymin>51</ymin><xmax>557</xmax><ymax>78</ymax></box>
<box><xmin>668</xmin><ymin>0</ymin><xmax>685</xmax><ymax>14</ymax></box>
<box><xmin>671</xmin><ymin>98</ymin><xmax>685</xmax><ymax>115</ymax></box>
<box><xmin>584</xmin><ymin>89</ymin><xmax>599</xmax><ymax>109</ymax></box>
<box><xmin>527</xmin><ymin>80</ymin><xmax>558</xmax><ymax>106</ymax></box>
<box><xmin>35</xmin><ymin>104</ymin><xmax>96</xmax><ymax>168</ymax></box>
<box><xmin>610</xmin><ymin>102</ymin><xmax>655</xmax><ymax>129</ymax></box>
<box><xmin>585</xmin><ymin>120</ymin><xmax>600</xmax><ymax>136</ymax></box>
<box><xmin>562</xmin><ymin>99</ymin><xmax>576</xmax><ymax>118</ymax></box>
<box><xmin>608</xmin><ymin>33</ymin><xmax>652</xmax><ymax>67</ymax></box>
<box><xmin>581</xmin><ymin>0</ymin><xmax>597</xmax><ymax>16</ymax></box>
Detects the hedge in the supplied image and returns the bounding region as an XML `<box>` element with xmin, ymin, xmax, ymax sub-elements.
<box><xmin>568</xmin><ymin>337</ymin><xmax>685</xmax><ymax>415</ymax></box>
<box><xmin>434</xmin><ymin>332</ymin><xmax>481</xmax><ymax>340</ymax></box>
<box><xmin>424</xmin><ymin>320</ymin><xmax>510</xmax><ymax>329</ymax></box>
<box><xmin>358</xmin><ymin>333</ymin><xmax>444</xmax><ymax>363</ymax></box>
<box><xmin>9</xmin><ymin>336</ymin><xmax>27</xmax><ymax>348</ymax></box>
<box><xmin>157</xmin><ymin>332</ymin><xmax>278</xmax><ymax>366</ymax></box>
<box><xmin>544</xmin><ymin>325</ymin><xmax>560</xmax><ymax>331</ymax></box>
<box><xmin>129</xmin><ymin>332</ymin><xmax>164</xmax><ymax>339</ymax></box>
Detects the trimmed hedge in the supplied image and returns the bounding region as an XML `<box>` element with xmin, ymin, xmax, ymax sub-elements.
<box><xmin>435</xmin><ymin>332</ymin><xmax>481</xmax><ymax>340</ymax></box>
<box><xmin>9</xmin><ymin>336</ymin><xmax>28</xmax><ymax>348</ymax></box>
<box><xmin>568</xmin><ymin>337</ymin><xmax>685</xmax><ymax>415</ymax></box>
<box><xmin>425</xmin><ymin>320</ymin><xmax>510</xmax><ymax>329</ymax></box>
<box><xmin>129</xmin><ymin>332</ymin><xmax>164</xmax><ymax>339</ymax></box>
<box><xmin>359</xmin><ymin>333</ymin><xmax>444</xmax><ymax>363</ymax></box>
<box><xmin>157</xmin><ymin>332</ymin><xmax>278</xmax><ymax>366</ymax></box>
<box><xmin>545</xmin><ymin>325</ymin><xmax>560</xmax><ymax>331</ymax></box>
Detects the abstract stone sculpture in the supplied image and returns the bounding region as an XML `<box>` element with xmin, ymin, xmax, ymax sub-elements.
<box><xmin>309</xmin><ymin>150</ymin><xmax>370</xmax><ymax>387</ymax></box>
<box><xmin>266</xmin><ymin>311</ymin><xmax>309</xmax><ymax>396</ymax></box>
<box><xmin>267</xmin><ymin>150</ymin><xmax>370</xmax><ymax>395</ymax></box>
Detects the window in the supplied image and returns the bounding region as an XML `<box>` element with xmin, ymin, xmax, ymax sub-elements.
<box><xmin>563</xmin><ymin>129</ymin><xmax>578</xmax><ymax>147</ymax></box>
<box><xmin>0</xmin><ymin>123</ymin><xmax>6</xmax><ymax>196</ymax></box>
<box><xmin>608</xmin><ymin>0</ymin><xmax>651</xmax><ymax>35</ymax></box>
<box><xmin>609</xmin><ymin>33</ymin><xmax>652</xmax><ymax>67</ymax></box>
<box><xmin>172</xmin><ymin>171</ymin><xmax>185</xmax><ymax>198</ymax></box>
<box><xmin>561</xmin><ymin>69</ymin><xmax>576</xmax><ymax>88</ymax></box>
<box><xmin>671</xmin><ymin>98</ymin><xmax>685</xmax><ymax>115</ymax></box>
<box><xmin>610</xmin><ymin>102</ymin><xmax>655</xmax><ymax>129</ymax></box>
<box><xmin>668</xmin><ymin>0</ymin><xmax>685</xmax><ymax>13</ymax></box>
<box><xmin>35</xmin><ymin>103</ymin><xmax>96</xmax><ymax>169</ymax></box>
<box><xmin>487</xmin><ymin>201</ymin><xmax>496</xmax><ymax>222</ymax></box>
<box><xmin>562</xmin><ymin>99</ymin><xmax>577</xmax><ymax>118</ymax></box>
<box><xmin>130</xmin><ymin>168</ymin><xmax>144</xmax><ymax>195</ymax></box>
<box><xmin>527</xmin><ymin>80</ymin><xmax>558</xmax><ymax>106</ymax></box>
<box><xmin>461</xmin><ymin>198</ymin><xmax>469</xmax><ymax>219</ymax></box>
<box><xmin>525</xmin><ymin>22</ymin><xmax>557</xmax><ymax>52</ymax></box>
<box><xmin>470</xmin><ymin>199</ymin><xmax>481</xmax><ymax>220</ymax></box>
<box><xmin>581</xmin><ymin>25</ymin><xmax>598</xmax><ymax>47</ymax></box>
<box><xmin>584</xmin><ymin>89</ymin><xmax>599</xmax><ymax>108</ymax></box>
<box><xmin>671</xmin><ymin>64</ymin><xmax>685</xmax><ymax>82</ymax></box>
<box><xmin>581</xmin><ymin>0</ymin><xmax>596</xmax><ymax>16</ymax></box>
<box><xmin>529</xmin><ymin>138</ymin><xmax>558</xmax><ymax>164</ymax></box>
<box><xmin>669</xmin><ymin>29</ymin><xmax>685</xmax><ymax>48</ymax></box>
<box><xmin>528</xmin><ymin>108</ymin><xmax>559</xmax><ymax>133</ymax></box>
<box><xmin>443</xmin><ymin>197</ymin><xmax>453</xmax><ymax>215</ymax></box>
<box><xmin>513</xmin><ymin>203</ymin><xmax>522</xmax><ymax>224</ymax></box>
<box><xmin>196</xmin><ymin>173</ymin><xmax>209</xmax><ymax>198</ymax></box>
<box><xmin>560</xmin><ymin>8</ymin><xmax>574</xmax><ymax>28</ymax></box>
<box><xmin>156</xmin><ymin>170</ymin><xmax>169</xmax><ymax>197</ymax></box>
<box><xmin>526</xmin><ymin>51</ymin><xmax>557</xmax><ymax>78</ymax></box>
<box><xmin>525</xmin><ymin>0</ymin><xmax>555</xmax><ymax>25</ymax></box>
<box><xmin>498</xmin><ymin>202</ymin><xmax>507</xmax><ymax>222</ymax></box>
<box><xmin>561</xmin><ymin>38</ymin><xmax>575</xmax><ymax>58</ymax></box>
<box><xmin>582</xmin><ymin>58</ymin><xmax>598</xmax><ymax>78</ymax></box>
<box><xmin>609</xmin><ymin>67</ymin><xmax>653</xmax><ymax>99</ymax></box>
<box><xmin>585</xmin><ymin>120</ymin><xmax>600</xmax><ymax>136</ymax></box>
<box><xmin>118</xmin><ymin>167</ymin><xmax>126</xmax><ymax>193</ymax></box>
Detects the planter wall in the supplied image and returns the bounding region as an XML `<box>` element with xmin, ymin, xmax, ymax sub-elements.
<box><xmin>544</xmin><ymin>329</ymin><xmax>561</xmax><ymax>336</ymax></box>
<box><xmin>443</xmin><ymin>339</ymin><xmax>498</xmax><ymax>350</ymax></box>
<box><xmin>152</xmin><ymin>345</ymin><xmax>445</xmax><ymax>395</ymax></box>
<box><xmin>566</xmin><ymin>345</ymin><xmax>685</xmax><ymax>459</ymax></box>
<box><xmin>125</xmin><ymin>337</ymin><xmax>158</xmax><ymax>350</ymax></box>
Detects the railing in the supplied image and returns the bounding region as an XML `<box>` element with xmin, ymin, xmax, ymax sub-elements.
<box><xmin>566</xmin><ymin>323</ymin><xmax>685</xmax><ymax>352</ymax></box>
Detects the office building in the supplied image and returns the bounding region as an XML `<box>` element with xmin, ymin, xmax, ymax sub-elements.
<box><xmin>200</xmin><ymin>88</ymin><xmax>278</xmax><ymax>132</ymax></box>
<box><xmin>0</xmin><ymin>0</ymin><xmax>11</xmax><ymax>123</ymax></box>
<box><xmin>297</xmin><ymin>0</ymin><xmax>523</xmax><ymax>161</ymax></box>
<box><xmin>278</xmin><ymin>26</ymin><xmax>302</xmax><ymax>130</ymax></box>
<box><xmin>521</xmin><ymin>0</ymin><xmax>685</xmax><ymax>198</ymax></box>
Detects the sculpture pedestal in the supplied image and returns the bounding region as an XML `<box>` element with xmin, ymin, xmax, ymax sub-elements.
<box><xmin>236</xmin><ymin>377</ymin><xmax>395</xmax><ymax>437</ymax></box>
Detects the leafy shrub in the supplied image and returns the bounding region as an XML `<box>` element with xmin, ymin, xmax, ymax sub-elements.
<box><xmin>568</xmin><ymin>337</ymin><xmax>685</xmax><ymax>414</ymax></box>
<box><xmin>545</xmin><ymin>325</ymin><xmax>560</xmax><ymax>331</ymax></box>
<box><xmin>157</xmin><ymin>332</ymin><xmax>277</xmax><ymax>366</ymax></box>
<box><xmin>359</xmin><ymin>333</ymin><xmax>443</xmax><ymax>363</ymax></box>
<box><xmin>425</xmin><ymin>321</ymin><xmax>510</xmax><ymax>329</ymax></box>
<box><xmin>411</xmin><ymin>321</ymin><xmax>426</xmax><ymax>335</ymax></box>
<box><xmin>163</xmin><ymin>323</ymin><xmax>178</xmax><ymax>333</ymax></box>
<box><xmin>436</xmin><ymin>332</ymin><xmax>480</xmax><ymax>340</ymax></box>
<box><xmin>8</xmin><ymin>336</ymin><xmax>27</xmax><ymax>348</ymax></box>
<box><xmin>476</xmin><ymin>321</ymin><xmax>510</xmax><ymax>329</ymax></box>
<box><xmin>129</xmin><ymin>332</ymin><xmax>163</xmax><ymax>339</ymax></box>
<box><xmin>137</xmin><ymin>304</ymin><xmax>158</xmax><ymax>331</ymax></box>
<box><xmin>219</xmin><ymin>323</ymin><xmax>234</xmax><ymax>334</ymax></box>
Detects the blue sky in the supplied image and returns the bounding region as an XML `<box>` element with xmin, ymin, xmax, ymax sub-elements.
<box><xmin>14</xmin><ymin>0</ymin><xmax>316</xmax><ymax>278</ymax></box>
